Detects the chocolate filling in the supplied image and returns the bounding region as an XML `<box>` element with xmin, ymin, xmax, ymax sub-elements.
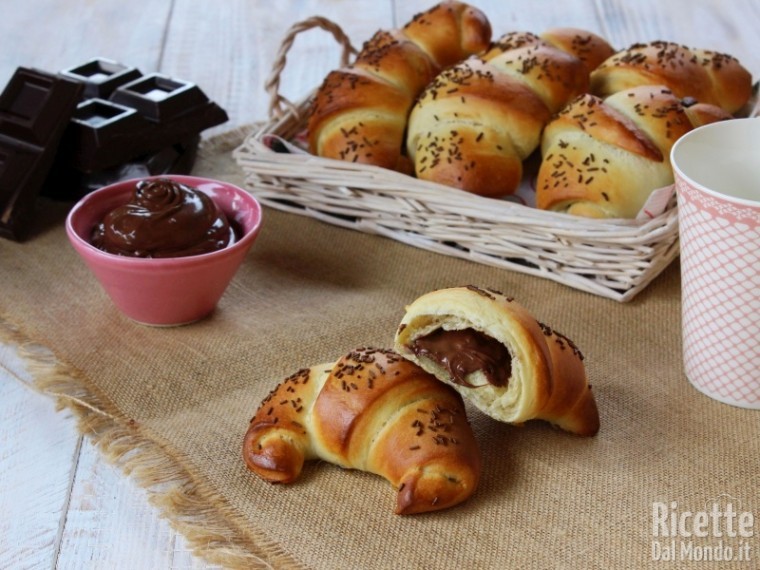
<box><xmin>91</xmin><ymin>178</ymin><xmax>234</xmax><ymax>258</ymax></box>
<box><xmin>409</xmin><ymin>327</ymin><xmax>511</xmax><ymax>388</ymax></box>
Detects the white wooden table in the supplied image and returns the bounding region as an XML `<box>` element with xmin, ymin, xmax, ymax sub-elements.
<box><xmin>2</xmin><ymin>1</ymin><xmax>758</xmax><ymax>568</ymax></box>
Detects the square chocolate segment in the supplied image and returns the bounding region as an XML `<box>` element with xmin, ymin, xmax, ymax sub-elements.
<box><xmin>110</xmin><ymin>73</ymin><xmax>209</xmax><ymax>122</ymax></box>
<box><xmin>0</xmin><ymin>68</ymin><xmax>75</xmax><ymax>146</ymax></box>
<box><xmin>74</xmin><ymin>98</ymin><xmax>134</xmax><ymax>128</ymax></box>
<box><xmin>60</xmin><ymin>58</ymin><xmax>142</xmax><ymax>100</ymax></box>
<box><xmin>60</xmin><ymin>99</ymin><xmax>149</xmax><ymax>170</ymax></box>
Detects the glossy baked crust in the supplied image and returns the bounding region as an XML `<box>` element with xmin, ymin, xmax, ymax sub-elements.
<box><xmin>307</xmin><ymin>1</ymin><xmax>492</xmax><ymax>173</ymax></box>
<box><xmin>590</xmin><ymin>41</ymin><xmax>753</xmax><ymax>114</ymax></box>
<box><xmin>536</xmin><ymin>85</ymin><xmax>731</xmax><ymax>218</ymax></box>
<box><xmin>406</xmin><ymin>28</ymin><xmax>614</xmax><ymax>197</ymax></box>
<box><xmin>243</xmin><ymin>347</ymin><xmax>481</xmax><ymax>515</ymax></box>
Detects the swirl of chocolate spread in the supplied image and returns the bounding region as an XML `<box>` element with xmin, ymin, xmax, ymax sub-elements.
<box><xmin>409</xmin><ymin>328</ymin><xmax>512</xmax><ymax>388</ymax></box>
<box><xmin>91</xmin><ymin>178</ymin><xmax>235</xmax><ymax>258</ymax></box>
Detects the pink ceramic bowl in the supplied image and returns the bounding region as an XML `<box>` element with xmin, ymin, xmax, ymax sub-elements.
<box><xmin>66</xmin><ymin>175</ymin><xmax>263</xmax><ymax>326</ymax></box>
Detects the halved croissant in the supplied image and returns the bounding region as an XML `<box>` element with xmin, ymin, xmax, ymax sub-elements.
<box><xmin>394</xmin><ymin>286</ymin><xmax>599</xmax><ymax>437</ymax></box>
<box><xmin>243</xmin><ymin>347</ymin><xmax>481</xmax><ymax>515</ymax></box>
<box><xmin>405</xmin><ymin>29</ymin><xmax>613</xmax><ymax>197</ymax></box>
<box><xmin>590</xmin><ymin>41</ymin><xmax>753</xmax><ymax>114</ymax></box>
<box><xmin>536</xmin><ymin>85</ymin><xmax>732</xmax><ymax>218</ymax></box>
<box><xmin>307</xmin><ymin>1</ymin><xmax>492</xmax><ymax>173</ymax></box>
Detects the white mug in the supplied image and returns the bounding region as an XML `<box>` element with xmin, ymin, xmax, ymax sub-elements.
<box><xmin>671</xmin><ymin>118</ymin><xmax>760</xmax><ymax>409</ymax></box>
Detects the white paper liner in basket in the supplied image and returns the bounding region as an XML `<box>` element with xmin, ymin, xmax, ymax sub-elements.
<box><xmin>234</xmin><ymin>16</ymin><xmax>692</xmax><ymax>302</ymax></box>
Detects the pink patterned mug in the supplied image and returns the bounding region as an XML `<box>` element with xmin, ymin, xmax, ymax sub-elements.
<box><xmin>671</xmin><ymin>118</ymin><xmax>760</xmax><ymax>409</ymax></box>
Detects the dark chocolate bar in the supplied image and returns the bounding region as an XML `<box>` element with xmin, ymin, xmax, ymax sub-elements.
<box><xmin>0</xmin><ymin>67</ymin><xmax>82</xmax><ymax>240</ymax></box>
<box><xmin>43</xmin><ymin>135</ymin><xmax>199</xmax><ymax>201</ymax></box>
<box><xmin>0</xmin><ymin>58</ymin><xmax>227</xmax><ymax>237</ymax></box>
<box><xmin>60</xmin><ymin>57</ymin><xmax>142</xmax><ymax>100</ymax></box>
<box><xmin>60</xmin><ymin>72</ymin><xmax>227</xmax><ymax>172</ymax></box>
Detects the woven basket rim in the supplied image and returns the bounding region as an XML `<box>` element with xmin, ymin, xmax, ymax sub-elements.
<box><xmin>232</xmin><ymin>15</ymin><xmax>695</xmax><ymax>302</ymax></box>
<box><xmin>234</xmin><ymin>101</ymin><xmax>681</xmax><ymax>302</ymax></box>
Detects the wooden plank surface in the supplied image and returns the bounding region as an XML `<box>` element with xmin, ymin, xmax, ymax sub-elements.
<box><xmin>1</xmin><ymin>0</ymin><xmax>758</xmax><ymax>568</ymax></box>
<box><xmin>0</xmin><ymin>352</ymin><xmax>79</xmax><ymax>570</ymax></box>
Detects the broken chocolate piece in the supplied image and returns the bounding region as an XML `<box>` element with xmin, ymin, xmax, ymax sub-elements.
<box><xmin>59</xmin><ymin>73</ymin><xmax>227</xmax><ymax>173</ymax></box>
<box><xmin>0</xmin><ymin>67</ymin><xmax>83</xmax><ymax>240</ymax></box>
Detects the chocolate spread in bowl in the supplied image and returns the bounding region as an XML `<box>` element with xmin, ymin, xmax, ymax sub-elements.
<box><xmin>409</xmin><ymin>327</ymin><xmax>512</xmax><ymax>388</ymax></box>
<box><xmin>91</xmin><ymin>178</ymin><xmax>235</xmax><ymax>258</ymax></box>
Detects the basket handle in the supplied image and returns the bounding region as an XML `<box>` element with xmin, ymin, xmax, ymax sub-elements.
<box><xmin>264</xmin><ymin>16</ymin><xmax>358</xmax><ymax>120</ymax></box>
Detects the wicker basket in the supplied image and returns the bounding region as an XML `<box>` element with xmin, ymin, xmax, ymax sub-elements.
<box><xmin>234</xmin><ymin>17</ymin><xmax>685</xmax><ymax>302</ymax></box>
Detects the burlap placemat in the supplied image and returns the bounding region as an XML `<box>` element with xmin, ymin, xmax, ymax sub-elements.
<box><xmin>1</xmin><ymin>130</ymin><xmax>757</xmax><ymax>570</ymax></box>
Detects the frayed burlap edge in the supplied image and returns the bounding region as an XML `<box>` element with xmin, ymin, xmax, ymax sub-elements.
<box><xmin>0</xmin><ymin>314</ymin><xmax>312</xmax><ymax>569</ymax></box>
<box><xmin>0</xmin><ymin>127</ymin><xmax>315</xmax><ymax>569</ymax></box>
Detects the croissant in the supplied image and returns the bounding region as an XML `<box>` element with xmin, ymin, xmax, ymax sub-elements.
<box><xmin>681</xmin><ymin>97</ymin><xmax>735</xmax><ymax>128</ymax></box>
<box><xmin>307</xmin><ymin>1</ymin><xmax>491</xmax><ymax>174</ymax></box>
<box><xmin>589</xmin><ymin>41</ymin><xmax>753</xmax><ymax>114</ymax></box>
<box><xmin>394</xmin><ymin>286</ymin><xmax>599</xmax><ymax>437</ymax></box>
<box><xmin>405</xmin><ymin>29</ymin><xmax>614</xmax><ymax>197</ymax></box>
<box><xmin>243</xmin><ymin>347</ymin><xmax>481</xmax><ymax>515</ymax></box>
<box><xmin>537</xmin><ymin>27</ymin><xmax>617</xmax><ymax>74</ymax></box>
<box><xmin>535</xmin><ymin>85</ymin><xmax>732</xmax><ymax>218</ymax></box>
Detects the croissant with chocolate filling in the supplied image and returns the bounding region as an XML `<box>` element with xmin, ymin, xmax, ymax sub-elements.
<box><xmin>243</xmin><ymin>347</ymin><xmax>481</xmax><ymax>515</ymax></box>
<box><xmin>394</xmin><ymin>286</ymin><xmax>599</xmax><ymax>436</ymax></box>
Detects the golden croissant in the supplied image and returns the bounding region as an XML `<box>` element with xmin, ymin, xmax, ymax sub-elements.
<box><xmin>536</xmin><ymin>85</ymin><xmax>732</xmax><ymax>218</ymax></box>
<box><xmin>405</xmin><ymin>28</ymin><xmax>614</xmax><ymax>197</ymax></box>
<box><xmin>243</xmin><ymin>347</ymin><xmax>481</xmax><ymax>515</ymax></box>
<box><xmin>590</xmin><ymin>40</ymin><xmax>753</xmax><ymax>114</ymax></box>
